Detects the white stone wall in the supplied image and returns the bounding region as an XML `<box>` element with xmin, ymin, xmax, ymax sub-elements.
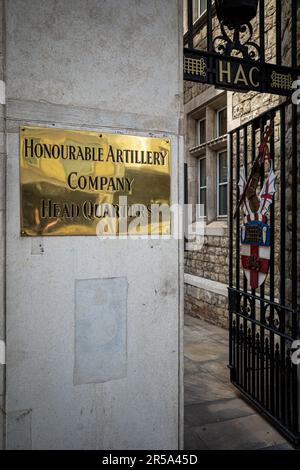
<box><xmin>4</xmin><ymin>0</ymin><xmax>183</xmax><ymax>450</ymax></box>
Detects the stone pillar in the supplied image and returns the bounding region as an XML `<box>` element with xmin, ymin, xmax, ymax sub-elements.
<box><xmin>3</xmin><ymin>0</ymin><xmax>183</xmax><ymax>450</ymax></box>
<box><xmin>0</xmin><ymin>0</ymin><xmax>5</xmax><ymax>451</ymax></box>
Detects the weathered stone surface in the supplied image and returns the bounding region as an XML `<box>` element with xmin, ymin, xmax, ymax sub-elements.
<box><xmin>5</xmin><ymin>0</ymin><xmax>183</xmax><ymax>450</ymax></box>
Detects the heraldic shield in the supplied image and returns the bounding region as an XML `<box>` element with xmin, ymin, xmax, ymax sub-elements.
<box><xmin>239</xmin><ymin>164</ymin><xmax>276</xmax><ymax>290</ymax></box>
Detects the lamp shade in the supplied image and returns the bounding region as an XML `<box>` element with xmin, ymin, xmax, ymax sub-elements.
<box><xmin>216</xmin><ymin>0</ymin><xmax>259</xmax><ymax>26</ymax></box>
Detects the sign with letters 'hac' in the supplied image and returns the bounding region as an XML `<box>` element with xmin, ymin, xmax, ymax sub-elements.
<box><xmin>20</xmin><ymin>127</ymin><xmax>171</xmax><ymax>236</ymax></box>
<box><xmin>184</xmin><ymin>49</ymin><xmax>297</xmax><ymax>97</ymax></box>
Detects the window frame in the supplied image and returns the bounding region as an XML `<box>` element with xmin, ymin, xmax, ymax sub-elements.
<box><xmin>198</xmin><ymin>156</ymin><xmax>207</xmax><ymax>218</ymax></box>
<box><xmin>216</xmin><ymin>106</ymin><xmax>227</xmax><ymax>138</ymax></box>
<box><xmin>217</xmin><ymin>150</ymin><xmax>228</xmax><ymax>218</ymax></box>
<box><xmin>197</xmin><ymin>0</ymin><xmax>207</xmax><ymax>18</ymax></box>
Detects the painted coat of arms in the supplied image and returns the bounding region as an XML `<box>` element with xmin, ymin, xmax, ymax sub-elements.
<box><xmin>236</xmin><ymin>124</ymin><xmax>276</xmax><ymax>290</ymax></box>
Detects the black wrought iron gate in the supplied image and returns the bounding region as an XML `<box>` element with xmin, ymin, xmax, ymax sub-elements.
<box><xmin>228</xmin><ymin>102</ymin><xmax>300</xmax><ymax>446</ymax></box>
<box><xmin>183</xmin><ymin>0</ymin><xmax>300</xmax><ymax>447</ymax></box>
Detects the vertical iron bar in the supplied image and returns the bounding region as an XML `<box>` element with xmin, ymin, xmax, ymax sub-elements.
<box><xmin>207</xmin><ymin>0</ymin><xmax>213</xmax><ymax>52</ymax></box>
<box><xmin>233</xmin><ymin>319</ymin><xmax>237</xmax><ymax>381</ymax></box>
<box><xmin>248</xmin><ymin>328</ymin><xmax>252</xmax><ymax>392</ymax></box>
<box><xmin>291</xmin><ymin>102</ymin><xmax>298</xmax><ymax>433</ymax></box>
<box><xmin>291</xmin><ymin>0</ymin><xmax>297</xmax><ymax>68</ymax></box>
<box><xmin>260</xmin><ymin>117</ymin><xmax>265</xmax><ymax>406</ymax></box>
<box><xmin>251</xmin><ymin>125</ymin><xmax>256</xmax><ymax>396</ymax></box>
<box><xmin>280</xmin><ymin>105</ymin><xmax>286</xmax><ymax>424</ymax></box>
<box><xmin>187</xmin><ymin>0</ymin><xmax>193</xmax><ymax>49</ymax></box>
<box><xmin>269</xmin><ymin>113</ymin><xmax>275</xmax><ymax>412</ymax></box>
<box><xmin>259</xmin><ymin>0</ymin><xmax>265</xmax><ymax>63</ymax></box>
<box><xmin>266</xmin><ymin>338</ymin><xmax>270</xmax><ymax>410</ymax></box>
<box><xmin>236</xmin><ymin>130</ymin><xmax>240</xmax><ymax>294</ymax></box>
<box><xmin>276</xmin><ymin>0</ymin><xmax>282</xmax><ymax>65</ymax></box>
<box><xmin>291</xmin><ymin>71</ymin><xmax>298</xmax><ymax>338</ymax></box>
<box><xmin>275</xmin><ymin>343</ymin><xmax>280</xmax><ymax>418</ymax></box>
<box><xmin>243</xmin><ymin>125</ymin><xmax>248</xmax><ymax>391</ymax></box>
<box><xmin>256</xmin><ymin>332</ymin><xmax>260</xmax><ymax>400</ymax></box>
<box><xmin>286</xmin><ymin>350</ymin><xmax>292</xmax><ymax>430</ymax></box>
<box><xmin>240</xmin><ymin>325</ymin><xmax>244</xmax><ymax>388</ymax></box>
<box><xmin>229</xmin><ymin>132</ymin><xmax>234</xmax><ymax>289</ymax></box>
<box><xmin>184</xmin><ymin>163</ymin><xmax>188</xmax><ymax>252</ymax></box>
<box><xmin>207</xmin><ymin>0</ymin><xmax>213</xmax><ymax>85</ymax></box>
<box><xmin>229</xmin><ymin>132</ymin><xmax>234</xmax><ymax>373</ymax></box>
<box><xmin>236</xmin><ymin>130</ymin><xmax>241</xmax><ymax>385</ymax></box>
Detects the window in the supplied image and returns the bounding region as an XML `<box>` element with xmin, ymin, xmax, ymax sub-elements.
<box><xmin>216</xmin><ymin>107</ymin><xmax>227</xmax><ymax>137</ymax></box>
<box><xmin>217</xmin><ymin>151</ymin><xmax>228</xmax><ymax>217</ymax></box>
<box><xmin>197</xmin><ymin>0</ymin><xmax>207</xmax><ymax>17</ymax></box>
<box><xmin>196</xmin><ymin>119</ymin><xmax>206</xmax><ymax>145</ymax></box>
<box><xmin>198</xmin><ymin>157</ymin><xmax>207</xmax><ymax>217</ymax></box>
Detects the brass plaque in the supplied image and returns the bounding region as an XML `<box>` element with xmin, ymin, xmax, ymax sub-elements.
<box><xmin>20</xmin><ymin>127</ymin><xmax>171</xmax><ymax>236</ymax></box>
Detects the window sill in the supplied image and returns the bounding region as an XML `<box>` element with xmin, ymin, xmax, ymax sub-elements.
<box><xmin>188</xmin><ymin>220</ymin><xmax>228</xmax><ymax>237</ymax></box>
<box><xmin>204</xmin><ymin>220</ymin><xmax>228</xmax><ymax>236</ymax></box>
<box><xmin>184</xmin><ymin>274</ymin><xmax>228</xmax><ymax>296</ymax></box>
<box><xmin>189</xmin><ymin>142</ymin><xmax>206</xmax><ymax>157</ymax></box>
<box><xmin>207</xmin><ymin>134</ymin><xmax>227</xmax><ymax>150</ymax></box>
<box><xmin>189</xmin><ymin>134</ymin><xmax>227</xmax><ymax>156</ymax></box>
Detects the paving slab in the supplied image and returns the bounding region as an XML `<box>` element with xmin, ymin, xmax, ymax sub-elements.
<box><xmin>185</xmin><ymin>397</ymin><xmax>255</xmax><ymax>427</ymax></box>
<box><xmin>184</xmin><ymin>425</ymin><xmax>209</xmax><ymax>450</ymax></box>
<box><xmin>198</xmin><ymin>359</ymin><xmax>229</xmax><ymax>384</ymax></box>
<box><xmin>193</xmin><ymin>414</ymin><xmax>289</xmax><ymax>450</ymax></box>
<box><xmin>184</xmin><ymin>340</ymin><xmax>227</xmax><ymax>363</ymax></box>
<box><xmin>185</xmin><ymin>370</ymin><xmax>239</xmax><ymax>404</ymax></box>
<box><xmin>184</xmin><ymin>314</ymin><xmax>292</xmax><ymax>450</ymax></box>
<box><xmin>260</xmin><ymin>442</ymin><xmax>294</xmax><ymax>450</ymax></box>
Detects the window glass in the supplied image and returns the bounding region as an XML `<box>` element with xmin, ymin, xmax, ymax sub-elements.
<box><xmin>218</xmin><ymin>151</ymin><xmax>228</xmax><ymax>216</ymax></box>
<box><xmin>197</xmin><ymin>119</ymin><xmax>206</xmax><ymax>145</ymax></box>
<box><xmin>199</xmin><ymin>158</ymin><xmax>207</xmax><ymax>217</ymax></box>
<box><xmin>199</xmin><ymin>188</ymin><xmax>207</xmax><ymax>217</ymax></box>
<box><xmin>218</xmin><ymin>185</ymin><xmax>227</xmax><ymax>216</ymax></box>
<box><xmin>199</xmin><ymin>158</ymin><xmax>206</xmax><ymax>187</ymax></box>
<box><xmin>218</xmin><ymin>151</ymin><xmax>227</xmax><ymax>183</ymax></box>
<box><xmin>197</xmin><ymin>0</ymin><xmax>207</xmax><ymax>17</ymax></box>
<box><xmin>217</xmin><ymin>108</ymin><xmax>227</xmax><ymax>137</ymax></box>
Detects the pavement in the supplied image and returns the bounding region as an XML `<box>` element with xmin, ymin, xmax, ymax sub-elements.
<box><xmin>184</xmin><ymin>314</ymin><xmax>293</xmax><ymax>450</ymax></box>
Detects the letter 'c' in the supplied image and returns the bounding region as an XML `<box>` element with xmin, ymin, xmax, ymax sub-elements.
<box><xmin>68</xmin><ymin>172</ymin><xmax>78</xmax><ymax>190</ymax></box>
<box><xmin>249</xmin><ymin>67</ymin><xmax>260</xmax><ymax>88</ymax></box>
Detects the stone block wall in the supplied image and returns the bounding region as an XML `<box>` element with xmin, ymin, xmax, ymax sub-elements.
<box><xmin>185</xmin><ymin>283</ymin><xmax>228</xmax><ymax>329</ymax></box>
<box><xmin>185</xmin><ymin>235</ymin><xmax>229</xmax><ymax>284</ymax></box>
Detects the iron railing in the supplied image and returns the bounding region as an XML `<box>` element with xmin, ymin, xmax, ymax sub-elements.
<box><xmin>228</xmin><ymin>101</ymin><xmax>300</xmax><ymax>446</ymax></box>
